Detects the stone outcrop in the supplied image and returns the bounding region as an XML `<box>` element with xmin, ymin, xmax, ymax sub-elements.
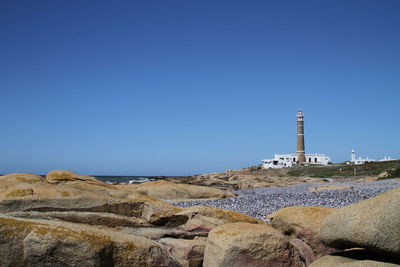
<box><xmin>308</xmin><ymin>185</ymin><xmax>353</xmax><ymax>191</ymax></box>
<box><xmin>203</xmin><ymin>222</ymin><xmax>308</xmax><ymax>267</ymax></box>
<box><xmin>309</xmin><ymin>250</ymin><xmax>400</xmax><ymax>267</ymax></box>
<box><xmin>160</xmin><ymin>237</ymin><xmax>206</xmax><ymax>267</ymax></box>
<box><xmin>0</xmin><ymin>171</ymin><xmax>235</xmax><ymax>200</ymax></box>
<box><xmin>0</xmin><ymin>173</ymin><xmax>44</xmax><ymax>185</ymax></box>
<box><xmin>320</xmin><ymin>187</ymin><xmax>400</xmax><ymax>260</ymax></box>
<box><xmin>46</xmin><ymin>170</ymin><xmax>106</xmax><ymax>184</ymax></box>
<box><xmin>268</xmin><ymin>206</ymin><xmax>339</xmax><ymax>257</ymax></box>
<box><xmin>8</xmin><ymin>211</ymin><xmax>151</xmax><ymax>228</ymax></box>
<box><xmin>0</xmin><ymin>195</ymin><xmax>183</xmax><ymax>225</ymax></box>
<box><xmin>117</xmin><ymin>180</ymin><xmax>235</xmax><ymax>199</ymax></box>
<box><xmin>0</xmin><ymin>172</ymin><xmax>116</xmax><ymax>200</ymax></box>
<box><xmin>1</xmin><ymin>169</ymin><xmax>398</xmax><ymax>266</ymax></box>
<box><xmin>191</xmin><ymin>170</ymin><xmax>327</xmax><ymax>190</ymax></box>
<box><xmin>176</xmin><ymin>205</ymin><xmax>263</xmax><ymax>232</ymax></box>
<box><xmin>0</xmin><ymin>170</ymin><xmax>271</xmax><ymax>266</ymax></box>
<box><xmin>0</xmin><ymin>215</ymin><xmax>181</xmax><ymax>267</ymax></box>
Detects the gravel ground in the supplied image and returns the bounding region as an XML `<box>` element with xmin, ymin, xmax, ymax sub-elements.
<box><xmin>170</xmin><ymin>179</ymin><xmax>400</xmax><ymax>221</ymax></box>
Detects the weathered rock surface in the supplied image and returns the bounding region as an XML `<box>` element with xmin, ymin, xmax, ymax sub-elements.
<box><xmin>0</xmin><ymin>170</ymin><xmax>272</xmax><ymax>266</ymax></box>
<box><xmin>268</xmin><ymin>206</ymin><xmax>339</xmax><ymax>257</ymax></box>
<box><xmin>7</xmin><ymin>211</ymin><xmax>151</xmax><ymax>228</ymax></box>
<box><xmin>203</xmin><ymin>222</ymin><xmax>307</xmax><ymax>267</ymax></box>
<box><xmin>0</xmin><ymin>172</ymin><xmax>116</xmax><ymax>200</ymax></box>
<box><xmin>120</xmin><ymin>226</ymin><xmax>205</xmax><ymax>240</ymax></box>
<box><xmin>321</xmin><ymin>187</ymin><xmax>400</xmax><ymax>260</ymax></box>
<box><xmin>308</xmin><ymin>185</ymin><xmax>354</xmax><ymax>191</ymax></box>
<box><xmin>1</xmin><ymin>169</ymin><xmax>398</xmax><ymax>266</ymax></box>
<box><xmin>46</xmin><ymin>170</ymin><xmax>105</xmax><ymax>184</ymax></box>
<box><xmin>0</xmin><ymin>171</ymin><xmax>235</xmax><ymax>200</ymax></box>
<box><xmin>289</xmin><ymin>238</ymin><xmax>315</xmax><ymax>266</ymax></box>
<box><xmin>0</xmin><ymin>195</ymin><xmax>183</xmax><ymax>224</ymax></box>
<box><xmin>309</xmin><ymin>250</ymin><xmax>400</xmax><ymax>266</ymax></box>
<box><xmin>175</xmin><ymin>205</ymin><xmax>263</xmax><ymax>232</ymax></box>
<box><xmin>0</xmin><ymin>173</ymin><xmax>44</xmax><ymax>185</ymax></box>
<box><xmin>191</xmin><ymin>169</ymin><xmax>328</xmax><ymax>190</ymax></box>
<box><xmin>160</xmin><ymin>237</ymin><xmax>206</xmax><ymax>267</ymax></box>
<box><xmin>0</xmin><ymin>215</ymin><xmax>181</xmax><ymax>267</ymax></box>
<box><xmin>117</xmin><ymin>180</ymin><xmax>235</xmax><ymax>199</ymax></box>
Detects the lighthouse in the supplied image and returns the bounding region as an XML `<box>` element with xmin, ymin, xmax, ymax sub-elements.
<box><xmin>297</xmin><ymin>110</ymin><xmax>306</xmax><ymax>163</ymax></box>
<box><xmin>262</xmin><ymin>110</ymin><xmax>332</xmax><ymax>169</ymax></box>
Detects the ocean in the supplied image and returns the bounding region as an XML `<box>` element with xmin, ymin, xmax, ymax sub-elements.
<box><xmin>94</xmin><ymin>176</ymin><xmax>185</xmax><ymax>184</ymax></box>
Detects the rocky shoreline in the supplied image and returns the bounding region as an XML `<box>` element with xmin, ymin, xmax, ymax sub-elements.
<box><xmin>171</xmin><ymin>179</ymin><xmax>400</xmax><ymax>221</ymax></box>
<box><xmin>0</xmin><ymin>170</ymin><xmax>399</xmax><ymax>266</ymax></box>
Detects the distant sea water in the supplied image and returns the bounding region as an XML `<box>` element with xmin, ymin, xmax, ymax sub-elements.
<box><xmin>94</xmin><ymin>176</ymin><xmax>185</xmax><ymax>184</ymax></box>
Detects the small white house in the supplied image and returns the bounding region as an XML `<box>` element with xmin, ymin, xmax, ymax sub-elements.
<box><xmin>262</xmin><ymin>153</ymin><xmax>331</xmax><ymax>169</ymax></box>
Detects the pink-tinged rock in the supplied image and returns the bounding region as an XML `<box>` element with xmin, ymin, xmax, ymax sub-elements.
<box><xmin>268</xmin><ymin>206</ymin><xmax>339</xmax><ymax>257</ymax></box>
<box><xmin>159</xmin><ymin>237</ymin><xmax>206</xmax><ymax>267</ymax></box>
<box><xmin>203</xmin><ymin>222</ymin><xmax>307</xmax><ymax>267</ymax></box>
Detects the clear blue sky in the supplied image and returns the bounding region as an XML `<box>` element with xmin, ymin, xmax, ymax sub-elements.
<box><xmin>1</xmin><ymin>0</ymin><xmax>399</xmax><ymax>176</ymax></box>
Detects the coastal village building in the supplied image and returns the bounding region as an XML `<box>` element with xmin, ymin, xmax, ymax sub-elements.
<box><xmin>349</xmin><ymin>149</ymin><xmax>396</xmax><ymax>165</ymax></box>
<box><xmin>262</xmin><ymin>110</ymin><xmax>332</xmax><ymax>169</ymax></box>
<box><xmin>263</xmin><ymin>153</ymin><xmax>331</xmax><ymax>169</ymax></box>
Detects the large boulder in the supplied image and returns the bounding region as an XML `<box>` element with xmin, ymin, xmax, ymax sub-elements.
<box><xmin>203</xmin><ymin>222</ymin><xmax>307</xmax><ymax>267</ymax></box>
<box><xmin>0</xmin><ymin>173</ymin><xmax>44</xmax><ymax>185</ymax></box>
<box><xmin>0</xmin><ymin>182</ymin><xmax>109</xmax><ymax>199</ymax></box>
<box><xmin>117</xmin><ymin>180</ymin><xmax>235</xmax><ymax>199</ymax></box>
<box><xmin>309</xmin><ymin>250</ymin><xmax>400</xmax><ymax>266</ymax></box>
<box><xmin>46</xmin><ymin>170</ymin><xmax>104</xmax><ymax>184</ymax></box>
<box><xmin>7</xmin><ymin>211</ymin><xmax>151</xmax><ymax>228</ymax></box>
<box><xmin>268</xmin><ymin>206</ymin><xmax>339</xmax><ymax>257</ymax></box>
<box><xmin>321</xmin><ymin>187</ymin><xmax>400</xmax><ymax>260</ymax></box>
<box><xmin>0</xmin><ymin>171</ymin><xmax>118</xmax><ymax>200</ymax></box>
<box><xmin>0</xmin><ymin>195</ymin><xmax>183</xmax><ymax>225</ymax></box>
<box><xmin>0</xmin><ymin>215</ymin><xmax>181</xmax><ymax>267</ymax></box>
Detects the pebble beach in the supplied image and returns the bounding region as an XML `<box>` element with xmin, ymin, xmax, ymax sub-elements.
<box><xmin>171</xmin><ymin>179</ymin><xmax>400</xmax><ymax>221</ymax></box>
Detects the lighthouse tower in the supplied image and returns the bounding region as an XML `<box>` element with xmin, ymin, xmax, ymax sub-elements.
<box><xmin>297</xmin><ymin>110</ymin><xmax>306</xmax><ymax>163</ymax></box>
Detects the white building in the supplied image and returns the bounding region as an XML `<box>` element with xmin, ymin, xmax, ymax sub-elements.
<box><xmin>262</xmin><ymin>153</ymin><xmax>331</xmax><ymax>169</ymax></box>
<box><xmin>349</xmin><ymin>150</ymin><xmax>395</xmax><ymax>165</ymax></box>
<box><xmin>350</xmin><ymin>150</ymin><xmax>374</xmax><ymax>165</ymax></box>
<box><xmin>379</xmin><ymin>156</ymin><xmax>395</xmax><ymax>162</ymax></box>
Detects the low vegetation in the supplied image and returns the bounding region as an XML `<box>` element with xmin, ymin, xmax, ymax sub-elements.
<box><xmin>287</xmin><ymin>160</ymin><xmax>400</xmax><ymax>178</ymax></box>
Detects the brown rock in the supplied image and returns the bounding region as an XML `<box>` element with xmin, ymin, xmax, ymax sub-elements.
<box><xmin>160</xmin><ymin>237</ymin><xmax>205</xmax><ymax>267</ymax></box>
<box><xmin>0</xmin><ymin>195</ymin><xmax>183</xmax><ymax>224</ymax></box>
<box><xmin>0</xmin><ymin>173</ymin><xmax>44</xmax><ymax>185</ymax></box>
<box><xmin>5</xmin><ymin>188</ymin><xmax>34</xmax><ymax>198</ymax></box>
<box><xmin>309</xmin><ymin>249</ymin><xmax>400</xmax><ymax>266</ymax></box>
<box><xmin>321</xmin><ymin>187</ymin><xmax>400</xmax><ymax>260</ymax></box>
<box><xmin>268</xmin><ymin>206</ymin><xmax>339</xmax><ymax>257</ymax></box>
<box><xmin>203</xmin><ymin>222</ymin><xmax>306</xmax><ymax>267</ymax></box>
<box><xmin>120</xmin><ymin>226</ymin><xmax>204</xmax><ymax>240</ymax></box>
<box><xmin>289</xmin><ymin>238</ymin><xmax>315</xmax><ymax>266</ymax></box>
<box><xmin>355</xmin><ymin>176</ymin><xmax>379</xmax><ymax>182</ymax></box>
<box><xmin>308</xmin><ymin>185</ymin><xmax>353</xmax><ymax>191</ymax></box>
<box><xmin>118</xmin><ymin>180</ymin><xmax>235</xmax><ymax>199</ymax></box>
<box><xmin>377</xmin><ymin>171</ymin><xmax>390</xmax><ymax>179</ymax></box>
<box><xmin>0</xmin><ymin>171</ymin><xmax>118</xmax><ymax>200</ymax></box>
<box><xmin>7</xmin><ymin>211</ymin><xmax>150</xmax><ymax>228</ymax></box>
<box><xmin>0</xmin><ymin>215</ymin><xmax>181</xmax><ymax>267</ymax></box>
<box><xmin>0</xmin><ymin>182</ymin><xmax>110</xmax><ymax>200</ymax></box>
<box><xmin>176</xmin><ymin>205</ymin><xmax>263</xmax><ymax>232</ymax></box>
<box><xmin>46</xmin><ymin>170</ymin><xmax>104</xmax><ymax>184</ymax></box>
